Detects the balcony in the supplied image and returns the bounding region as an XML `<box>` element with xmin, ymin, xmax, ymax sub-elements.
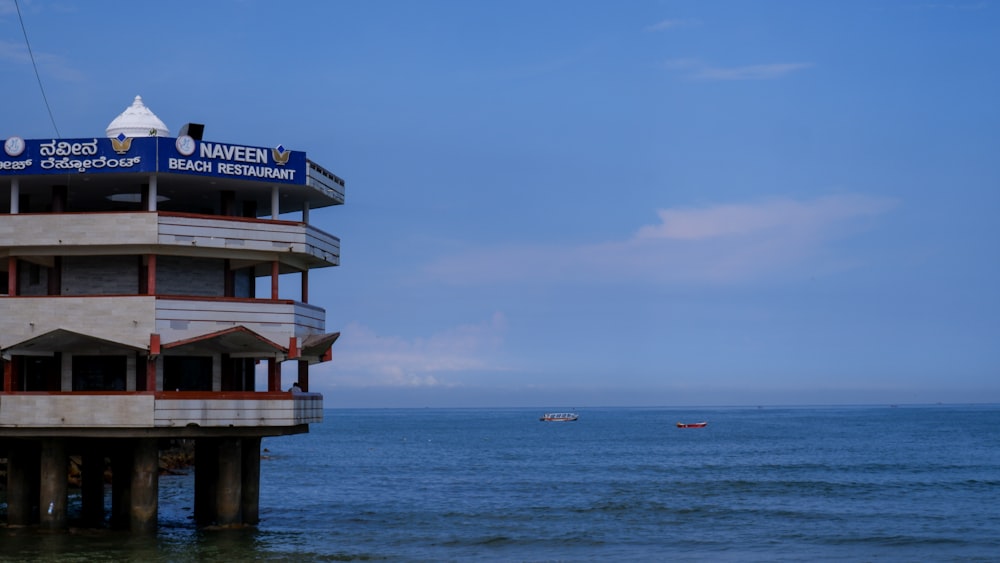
<box><xmin>0</xmin><ymin>392</ymin><xmax>322</xmax><ymax>436</ymax></box>
<box><xmin>0</xmin><ymin>295</ymin><xmax>325</xmax><ymax>352</ymax></box>
<box><xmin>0</xmin><ymin>211</ymin><xmax>339</xmax><ymax>268</ymax></box>
<box><xmin>155</xmin><ymin>296</ymin><xmax>324</xmax><ymax>345</ymax></box>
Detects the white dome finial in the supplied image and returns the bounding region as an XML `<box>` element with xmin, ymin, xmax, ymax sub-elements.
<box><xmin>106</xmin><ymin>95</ymin><xmax>170</xmax><ymax>138</ymax></box>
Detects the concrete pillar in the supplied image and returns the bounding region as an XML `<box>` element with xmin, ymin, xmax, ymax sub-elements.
<box><xmin>194</xmin><ymin>438</ymin><xmax>218</xmax><ymax>525</ymax></box>
<box><xmin>81</xmin><ymin>443</ymin><xmax>106</xmax><ymax>526</ymax></box>
<box><xmin>10</xmin><ymin>177</ymin><xmax>19</xmax><ymax>213</ymax></box>
<box><xmin>148</xmin><ymin>174</ymin><xmax>158</xmax><ymax>211</ymax></box>
<box><xmin>110</xmin><ymin>442</ymin><xmax>132</xmax><ymax>530</ymax></box>
<box><xmin>6</xmin><ymin>440</ymin><xmax>36</xmax><ymax>526</ymax></box>
<box><xmin>271</xmin><ymin>185</ymin><xmax>279</xmax><ymax>219</ymax></box>
<box><xmin>215</xmin><ymin>438</ymin><xmax>243</xmax><ymax>526</ymax></box>
<box><xmin>241</xmin><ymin>437</ymin><xmax>262</xmax><ymax>525</ymax></box>
<box><xmin>130</xmin><ymin>438</ymin><xmax>159</xmax><ymax>533</ymax></box>
<box><xmin>39</xmin><ymin>438</ymin><xmax>68</xmax><ymax>530</ymax></box>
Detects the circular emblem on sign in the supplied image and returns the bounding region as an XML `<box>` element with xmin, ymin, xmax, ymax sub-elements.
<box><xmin>4</xmin><ymin>136</ymin><xmax>26</xmax><ymax>157</ymax></box>
<box><xmin>176</xmin><ymin>135</ymin><xmax>196</xmax><ymax>156</ymax></box>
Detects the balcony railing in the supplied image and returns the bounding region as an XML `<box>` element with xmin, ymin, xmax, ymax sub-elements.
<box><xmin>0</xmin><ymin>296</ymin><xmax>325</xmax><ymax>352</ymax></box>
<box><xmin>0</xmin><ymin>391</ymin><xmax>323</xmax><ymax>429</ymax></box>
<box><xmin>0</xmin><ymin>211</ymin><xmax>339</xmax><ymax>267</ymax></box>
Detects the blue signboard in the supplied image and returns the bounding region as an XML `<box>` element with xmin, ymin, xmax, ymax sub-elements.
<box><xmin>1</xmin><ymin>135</ymin><xmax>306</xmax><ymax>185</ymax></box>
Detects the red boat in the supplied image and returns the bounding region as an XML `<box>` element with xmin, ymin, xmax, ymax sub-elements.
<box><xmin>676</xmin><ymin>422</ymin><xmax>708</xmax><ymax>428</ymax></box>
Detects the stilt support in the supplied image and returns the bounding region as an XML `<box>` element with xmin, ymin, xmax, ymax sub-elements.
<box><xmin>6</xmin><ymin>440</ymin><xmax>37</xmax><ymax>526</ymax></box>
<box><xmin>216</xmin><ymin>438</ymin><xmax>243</xmax><ymax>526</ymax></box>
<box><xmin>241</xmin><ymin>437</ymin><xmax>262</xmax><ymax>525</ymax></box>
<box><xmin>39</xmin><ymin>438</ymin><xmax>68</xmax><ymax>530</ymax></box>
<box><xmin>130</xmin><ymin>438</ymin><xmax>159</xmax><ymax>533</ymax></box>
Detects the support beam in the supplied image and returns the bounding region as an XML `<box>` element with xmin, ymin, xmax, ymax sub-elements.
<box><xmin>8</xmin><ymin>256</ymin><xmax>17</xmax><ymax>297</ymax></box>
<box><xmin>301</xmin><ymin>269</ymin><xmax>309</xmax><ymax>303</ymax></box>
<box><xmin>271</xmin><ymin>261</ymin><xmax>279</xmax><ymax>300</ymax></box>
<box><xmin>267</xmin><ymin>358</ymin><xmax>280</xmax><ymax>392</ymax></box>
<box><xmin>271</xmin><ymin>186</ymin><xmax>279</xmax><ymax>219</ymax></box>
<box><xmin>146</xmin><ymin>254</ymin><xmax>157</xmax><ymax>295</ymax></box>
<box><xmin>6</xmin><ymin>440</ymin><xmax>35</xmax><ymax>526</ymax></box>
<box><xmin>10</xmin><ymin>177</ymin><xmax>19</xmax><ymax>213</ymax></box>
<box><xmin>3</xmin><ymin>358</ymin><xmax>12</xmax><ymax>393</ymax></box>
<box><xmin>146</xmin><ymin>356</ymin><xmax>158</xmax><ymax>392</ymax></box>
<box><xmin>241</xmin><ymin>437</ymin><xmax>262</xmax><ymax>525</ymax></box>
<box><xmin>130</xmin><ymin>438</ymin><xmax>159</xmax><ymax>533</ymax></box>
<box><xmin>216</xmin><ymin>438</ymin><xmax>243</xmax><ymax>526</ymax></box>
<box><xmin>147</xmin><ymin>174</ymin><xmax>158</xmax><ymax>211</ymax></box>
<box><xmin>39</xmin><ymin>438</ymin><xmax>68</xmax><ymax>531</ymax></box>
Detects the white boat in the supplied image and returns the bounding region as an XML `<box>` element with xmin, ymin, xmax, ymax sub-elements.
<box><xmin>539</xmin><ymin>412</ymin><xmax>578</xmax><ymax>422</ymax></box>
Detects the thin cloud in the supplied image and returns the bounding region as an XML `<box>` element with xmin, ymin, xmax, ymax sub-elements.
<box><xmin>645</xmin><ymin>18</ymin><xmax>699</xmax><ymax>32</ymax></box>
<box><xmin>694</xmin><ymin>62</ymin><xmax>814</xmax><ymax>81</ymax></box>
<box><xmin>635</xmin><ymin>195</ymin><xmax>891</xmax><ymax>241</ymax></box>
<box><xmin>0</xmin><ymin>39</ymin><xmax>84</xmax><ymax>81</ymax></box>
<box><xmin>0</xmin><ymin>40</ymin><xmax>31</xmax><ymax>64</ymax></box>
<box><xmin>664</xmin><ymin>58</ymin><xmax>813</xmax><ymax>81</ymax></box>
<box><xmin>315</xmin><ymin>313</ymin><xmax>509</xmax><ymax>388</ymax></box>
<box><xmin>424</xmin><ymin>194</ymin><xmax>897</xmax><ymax>286</ymax></box>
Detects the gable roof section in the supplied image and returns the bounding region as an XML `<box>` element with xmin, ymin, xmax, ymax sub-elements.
<box><xmin>2</xmin><ymin>329</ymin><xmax>145</xmax><ymax>358</ymax></box>
<box><xmin>161</xmin><ymin>326</ymin><xmax>285</xmax><ymax>357</ymax></box>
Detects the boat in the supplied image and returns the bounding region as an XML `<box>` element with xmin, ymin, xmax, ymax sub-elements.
<box><xmin>539</xmin><ymin>412</ymin><xmax>578</xmax><ymax>422</ymax></box>
<box><xmin>676</xmin><ymin>421</ymin><xmax>707</xmax><ymax>428</ymax></box>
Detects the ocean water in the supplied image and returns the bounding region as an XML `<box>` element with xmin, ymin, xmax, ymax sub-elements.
<box><xmin>2</xmin><ymin>405</ymin><xmax>999</xmax><ymax>561</ymax></box>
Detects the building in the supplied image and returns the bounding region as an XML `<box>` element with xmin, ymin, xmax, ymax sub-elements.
<box><xmin>0</xmin><ymin>96</ymin><xmax>343</xmax><ymax>531</ymax></box>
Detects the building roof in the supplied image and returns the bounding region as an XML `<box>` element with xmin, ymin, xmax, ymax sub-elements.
<box><xmin>106</xmin><ymin>95</ymin><xmax>170</xmax><ymax>138</ymax></box>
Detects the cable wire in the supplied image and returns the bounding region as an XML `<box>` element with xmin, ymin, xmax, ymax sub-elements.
<box><xmin>14</xmin><ymin>0</ymin><xmax>60</xmax><ymax>137</ymax></box>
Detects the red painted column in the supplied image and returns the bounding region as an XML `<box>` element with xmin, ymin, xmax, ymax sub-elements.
<box><xmin>147</xmin><ymin>334</ymin><xmax>160</xmax><ymax>392</ymax></box>
<box><xmin>267</xmin><ymin>358</ymin><xmax>280</xmax><ymax>391</ymax></box>
<box><xmin>146</xmin><ymin>255</ymin><xmax>156</xmax><ymax>295</ymax></box>
<box><xmin>301</xmin><ymin>269</ymin><xmax>309</xmax><ymax>303</ymax></box>
<box><xmin>8</xmin><ymin>257</ymin><xmax>17</xmax><ymax>296</ymax></box>
<box><xmin>271</xmin><ymin>261</ymin><xmax>279</xmax><ymax>300</ymax></box>
<box><xmin>3</xmin><ymin>359</ymin><xmax>12</xmax><ymax>393</ymax></box>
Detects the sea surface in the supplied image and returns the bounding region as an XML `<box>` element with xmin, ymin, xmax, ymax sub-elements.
<box><xmin>2</xmin><ymin>405</ymin><xmax>999</xmax><ymax>561</ymax></box>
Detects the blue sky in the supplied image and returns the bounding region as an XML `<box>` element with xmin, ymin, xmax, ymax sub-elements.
<box><xmin>2</xmin><ymin>1</ymin><xmax>998</xmax><ymax>407</ymax></box>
